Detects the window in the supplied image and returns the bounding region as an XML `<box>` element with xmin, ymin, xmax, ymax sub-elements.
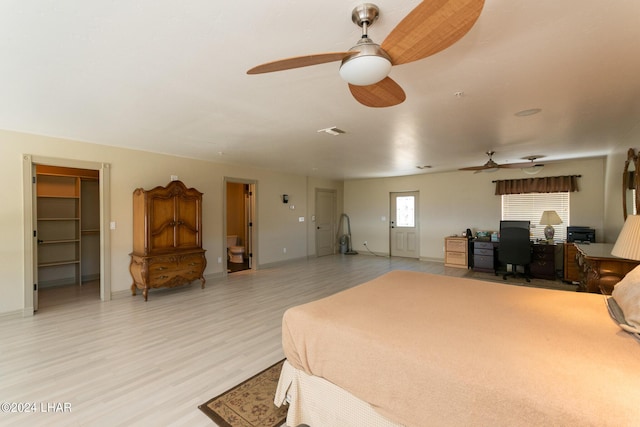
<box><xmin>395</xmin><ymin>196</ymin><xmax>415</xmax><ymax>227</ymax></box>
<box><xmin>502</xmin><ymin>192</ymin><xmax>569</xmax><ymax>241</ymax></box>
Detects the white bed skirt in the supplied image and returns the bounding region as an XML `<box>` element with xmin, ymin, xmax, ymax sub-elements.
<box><xmin>274</xmin><ymin>360</ymin><xmax>403</xmax><ymax>427</ymax></box>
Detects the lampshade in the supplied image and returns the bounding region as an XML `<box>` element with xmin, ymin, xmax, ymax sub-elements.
<box><xmin>612</xmin><ymin>215</ymin><xmax>640</xmax><ymax>261</ymax></box>
<box><xmin>540</xmin><ymin>210</ymin><xmax>562</xmax><ymax>241</ymax></box>
<box><xmin>339</xmin><ymin>39</ymin><xmax>392</xmax><ymax>86</ymax></box>
<box><xmin>539</xmin><ymin>210</ymin><xmax>562</xmax><ymax>225</ymax></box>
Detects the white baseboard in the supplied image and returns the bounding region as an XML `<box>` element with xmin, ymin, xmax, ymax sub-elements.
<box><xmin>0</xmin><ymin>308</ymin><xmax>29</xmax><ymax>319</ymax></box>
<box><xmin>257</xmin><ymin>256</ymin><xmax>310</xmax><ymax>269</ymax></box>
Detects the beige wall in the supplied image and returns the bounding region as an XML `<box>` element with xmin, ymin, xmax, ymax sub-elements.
<box><xmin>0</xmin><ymin>126</ymin><xmax>633</xmax><ymax>316</ymax></box>
<box><xmin>0</xmin><ymin>129</ymin><xmax>343</xmax><ymax>315</ymax></box>
<box><xmin>344</xmin><ymin>157</ymin><xmax>607</xmax><ymax>261</ymax></box>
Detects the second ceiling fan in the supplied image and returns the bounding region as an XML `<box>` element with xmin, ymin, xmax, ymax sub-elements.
<box><xmin>459</xmin><ymin>151</ymin><xmax>546</xmax><ymax>173</ymax></box>
<box><xmin>247</xmin><ymin>1</ymin><xmax>485</xmax><ymax>108</ymax></box>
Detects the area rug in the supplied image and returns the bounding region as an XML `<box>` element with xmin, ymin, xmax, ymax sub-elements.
<box><xmin>198</xmin><ymin>359</ymin><xmax>287</xmax><ymax>427</ymax></box>
<box><xmin>464</xmin><ymin>270</ymin><xmax>579</xmax><ymax>292</ymax></box>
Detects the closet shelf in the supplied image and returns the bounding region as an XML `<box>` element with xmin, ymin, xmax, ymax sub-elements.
<box><xmin>39</xmin><ymin>239</ymin><xmax>80</xmax><ymax>245</ymax></box>
<box><xmin>38</xmin><ymin>260</ymin><xmax>80</xmax><ymax>268</ymax></box>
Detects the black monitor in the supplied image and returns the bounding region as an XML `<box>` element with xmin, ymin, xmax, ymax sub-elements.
<box><xmin>500</xmin><ymin>220</ymin><xmax>530</xmax><ymax>231</ymax></box>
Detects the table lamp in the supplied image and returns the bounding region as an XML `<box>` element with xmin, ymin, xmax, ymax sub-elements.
<box><xmin>612</xmin><ymin>215</ymin><xmax>640</xmax><ymax>260</ymax></box>
<box><xmin>539</xmin><ymin>210</ymin><xmax>562</xmax><ymax>241</ymax></box>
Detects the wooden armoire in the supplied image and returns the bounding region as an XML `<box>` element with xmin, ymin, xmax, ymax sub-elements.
<box><xmin>129</xmin><ymin>180</ymin><xmax>207</xmax><ymax>301</ymax></box>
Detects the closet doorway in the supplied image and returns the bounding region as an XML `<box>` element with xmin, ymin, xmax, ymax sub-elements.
<box><xmin>34</xmin><ymin>165</ymin><xmax>100</xmax><ymax>310</ymax></box>
<box><xmin>224</xmin><ymin>179</ymin><xmax>256</xmax><ymax>273</ymax></box>
<box><xmin>23</xmin><ymin>155</ymin><xmax>111</xmax><ymax>315</ymax></box>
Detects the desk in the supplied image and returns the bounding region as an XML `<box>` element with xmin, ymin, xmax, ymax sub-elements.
<box><xmin>574</xmin><ymin>243</ymin><xmax>640</xmax><ymax>294</ymax></box>
<box><xmin>473</xmin><ymin>240</ymin><xmax>559</xmax><ymax>280</ymax></box>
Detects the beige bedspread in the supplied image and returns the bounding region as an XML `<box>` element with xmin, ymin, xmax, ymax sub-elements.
<box><xmin>281</xmin><ymin>270</ymin><xmax>640</xmax><ymax>426</ymax></box>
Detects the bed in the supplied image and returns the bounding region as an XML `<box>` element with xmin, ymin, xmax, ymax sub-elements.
<box><xmin>274</xmin><ymin>270</ymin><xmax>640</xmax><ymax>426</ymax></box>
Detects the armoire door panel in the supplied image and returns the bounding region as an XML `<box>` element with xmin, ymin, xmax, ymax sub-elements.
<box><xmin>176</xmin><ymin>196</ymin><xmax>200</xmax><ymax>248</ymax></box>
<box><xmin>149</xmin><ymin>196</ymin><xmax>176</xmax><ymax>251</ymax></box>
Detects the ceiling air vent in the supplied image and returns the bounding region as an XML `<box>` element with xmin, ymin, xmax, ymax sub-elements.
<box><xmin>317</xmin><ymin>127</ymin><xmax>346</xmax><ymax>136</ymax></box>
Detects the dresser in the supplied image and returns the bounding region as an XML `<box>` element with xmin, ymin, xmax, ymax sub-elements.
<box><xmin>563</xmin><ymin>242</ymin><xmax>580</xmax><ymax>283</ymax></box>
<box><xmin>444</xmin><ymin>237</ymin><xmax>468</xmax><ymax>268</ymax></box>
<box><xmin>575</xmin><ymin>243</ymin><xmax>639</xmax><ymax>294</ymax></box>
<box><xmin>129</xmin><ymin>180</ymin><xmax>207</xmax><ymax>300</ymax></box>
<box><xmin>530</xmin><ymin>244</ymin><xmax>556</xmax><ymax>280</ymax></box>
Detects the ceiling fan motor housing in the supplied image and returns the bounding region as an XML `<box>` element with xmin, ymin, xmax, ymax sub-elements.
<box><xmin>339</xmin><ymin>3</ymin><xmax>392</xmax><ymax>86</ymax></box>
<box><xmin>351</xmin><ymin>3</ymin><xmax>380</xmax><ymax>28</ymax></box>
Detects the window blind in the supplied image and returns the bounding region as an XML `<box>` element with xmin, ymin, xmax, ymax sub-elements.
<box><xmin>502</xmin><ymin>192</ymin><xmax>570</xmax><ymax>241</ymax></box>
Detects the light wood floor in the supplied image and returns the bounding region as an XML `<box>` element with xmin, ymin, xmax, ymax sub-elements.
<box><xmin>0</xmin><ymin>254</ymin><xmax>558</xmax><ymax>426</ymax></box>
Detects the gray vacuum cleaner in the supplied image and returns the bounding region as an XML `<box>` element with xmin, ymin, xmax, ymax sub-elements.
<box><xmin>337</xmin><ymin>213</ymin><xmax>358</xmax><ymax>255</ymax></box>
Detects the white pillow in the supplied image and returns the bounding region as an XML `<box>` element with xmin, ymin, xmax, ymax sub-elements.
<box><xmin>612</xmin><ymin>264</ymin><xmax>640</xmax><ymax>330</ymax></box>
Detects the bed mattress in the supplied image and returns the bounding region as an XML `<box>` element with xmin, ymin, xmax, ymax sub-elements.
<box><xmin>279</xmin><ymin>270</ymin><xmax>640</xmax><ymax>426</ymax></box>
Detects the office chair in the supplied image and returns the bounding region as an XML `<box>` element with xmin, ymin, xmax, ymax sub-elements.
<box><xmin>498</xmin><ymin>226</ymin><xmax>532</xmax><ymax>282</ymax></box>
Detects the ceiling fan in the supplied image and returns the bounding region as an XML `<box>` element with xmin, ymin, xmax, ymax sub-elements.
<box><xmin>459</xmin><ymin>151</ymin><xmax>545</xmax><ymax>173</ymax></box>
<box><xmin>247</xmin><ymin>1</ymin><xmax>485</xmax><ymax>108</ymax></box>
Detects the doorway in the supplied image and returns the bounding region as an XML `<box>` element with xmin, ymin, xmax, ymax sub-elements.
<box><xmin>23</xmin><ymin>155</ymin><xmax>111</xmax><ymax>316</ymax></box>
<box><xmin>34</xmin><ymin>165</ymin><xmax>100</xmax><ymax>310</ymax></box>
<box><xmin>225</xmin><ymin>179</ymin><xmax>256</xmax><ymax>273</ymax></box>
<box><xmin>315</xmin><ymin>188</ymin><xmax>337</xmax><ymax>257</ymax></box>
<box><xmin>389</xmin><ymin>191</ymin><xmax>420</xmax><ymax>258</ymax></box>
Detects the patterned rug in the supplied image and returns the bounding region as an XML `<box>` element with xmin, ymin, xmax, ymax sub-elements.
<box><xmin>199</xmin><ymin>359</ymin><xmax>287</xmax><ymax>427</ymax></box>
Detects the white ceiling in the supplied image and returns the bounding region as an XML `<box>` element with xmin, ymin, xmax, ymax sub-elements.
<box><xmin>1</xmin><ymin>1</ymin><xmax>639</xmax><ymax>179</ymax></box>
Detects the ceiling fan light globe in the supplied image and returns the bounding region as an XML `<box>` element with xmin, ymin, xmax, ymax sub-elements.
<box><xmin>522</xmin><ymin>164</ymin><xmax>544</xmax><ymax>175</ymax></box>
<box><xmin>339</xmin><ymin>55</ymin><xmax>391</xmax><ymax>86</ymax></box>
<box><xmin>339</xmin><ymin>39</ymin><xmax>392</xmax><ymax>86</ymax></box>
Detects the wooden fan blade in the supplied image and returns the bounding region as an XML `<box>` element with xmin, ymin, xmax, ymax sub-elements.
<box><xmin>459</xmin><ymin>165</ymin><xmax>491</xmax><ymax>171</ymax></box>
<box><xmin>247</xmin><ymin>52</ymin><xmax>356</xmax><ymax>74</ymax></box>
<box><xmin>460</xmin><ymin>157</ymin><xmax>499</xmax><ymax>171</ymax></box>
<box><xmin>348</xmin><ymin>77</ymin><xmax>406</xmax><ymax>108</ymax></box>
<box><xmin>382</xmin><ymin>0</ymin><xmax>485</xmax><ymax>66</ymax></box>
<box><xmin>499</xmin><ymin>162</ymin><xmax>545</xmax><ymax>169</ymax></box>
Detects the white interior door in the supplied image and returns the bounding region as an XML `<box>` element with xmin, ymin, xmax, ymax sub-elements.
<box><xmin>245</xmin><ymin>184</ymin><xmax>255</xmax><ymax>268</ymax></box>
<box><xmin>390</xmin><ymin>191</ymin><xmax>419</xmax><ymax>258</ymax></box>
<box><xmin>315</xmin><ymin>189</ymin><xmax>336</xmax><ymax>257</ymax></box>
<box><xmin>32</xmin><ymin>166</ymin><xmax>39</xmax><ymax>311</ymax></box>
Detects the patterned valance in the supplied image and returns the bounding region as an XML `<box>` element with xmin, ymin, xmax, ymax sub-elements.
<box><xmin>494</xmin><ymin>175</ymin><xmax>580</xmax><ymax>195</ymax></box>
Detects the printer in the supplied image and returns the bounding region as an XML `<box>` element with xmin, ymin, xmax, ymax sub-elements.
<box><xmin>567</xmin><ymin>226</ymin><xmax>596</xmax><ymax>243</ymax></box>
